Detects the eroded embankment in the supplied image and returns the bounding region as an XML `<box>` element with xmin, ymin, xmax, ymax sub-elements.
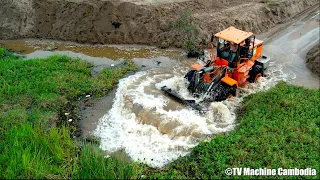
<box><xmin>306</xmin><ymin>43</ymin><xmax>320</xmax><ymax>76</ymax></box>
<box><xmin>0</xmin><ymin>0</ymin><xmax>318</xmax><ymax>47</ymax></box>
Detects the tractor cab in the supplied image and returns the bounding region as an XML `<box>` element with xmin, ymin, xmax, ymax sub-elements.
<box><xmin>213</xmin><ymin>26</ymin><xmax>264</xmax><ymax>69</ymax></box>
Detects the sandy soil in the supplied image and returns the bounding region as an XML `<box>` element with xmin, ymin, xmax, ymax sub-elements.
<box><xmin>0</xmin><ymin>0</ymin><xmax>318</xmax><ymax>47</ymax></box>
<box><xmin>115</xmin><ymin>0</ymin><xmax>190</xmax><ymax>5</ymax></box>
<box><xmin>306</xmin><ymin>44</ymin><xmax>320</xmax><ymax>76</ymax></box>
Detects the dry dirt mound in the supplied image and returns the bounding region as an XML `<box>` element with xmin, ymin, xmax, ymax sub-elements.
<box><xmin>0</xmin><ymin>0</ymin><xmax>318</xmax><ymax>47</ymax></box>
<box><xmin>306</xmin><ymin>43</ymin><xmax>320</xmax><ymax>76</ymax></box>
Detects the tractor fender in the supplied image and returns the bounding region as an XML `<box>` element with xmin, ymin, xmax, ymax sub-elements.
<box><xmin>191</xmin><ymin>64</ymin><xmax>204</xmax><ymax>70</ymax></box>
<box><xmin>221</xmin><ymin>76</ymin><xmax>238</xmax><ymax>88</ymax></box>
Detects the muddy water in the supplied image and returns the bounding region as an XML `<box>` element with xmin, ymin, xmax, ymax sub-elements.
<box><xmin>258</xmin><ymin>11</ymin><xmax>320</xmax><ymax>89</ymax></box>
<box><xmin>0</xmin><ymin>39</ymin><xmax>183</xmax><ymax>74</ymax></box>
<box><xmin>93</xmin><ymin>52</ymin><xmax>287</xmax><ymax>167</ymax></box>
<box><xmin>93</xmin><ymin>53</ymin><xmax>287</xmax><ymax>167</ymax></box>
<box><xmin>0</xmin><ymin>40</ymin><xmax>182</xmax><ymax>60</ymax></box>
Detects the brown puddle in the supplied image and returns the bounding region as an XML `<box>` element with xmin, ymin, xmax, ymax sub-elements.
<box><xmin>0</xmin><ymin>39</ymin><xmax>183</xmax><ymax>60</ymax></box>
<box><xmin>261</xmin><ymin>11</ymin><xmax>319</xmax><ymax>89</ymax></box>
<box><xmin>289</xmin><ymin>14</ymin><xmax>319</xmax><ymax>40</ymax></box>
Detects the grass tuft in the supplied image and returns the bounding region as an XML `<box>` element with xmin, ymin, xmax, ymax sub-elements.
<box><xmin>0</xmin><ymin>123</ymin><xmax>77</xmax><ymax>179</ymax></box>
<box><xmin>75</xmin><ymin>145</ymin><xmax>140</xmax><ymax>179</ymax></box>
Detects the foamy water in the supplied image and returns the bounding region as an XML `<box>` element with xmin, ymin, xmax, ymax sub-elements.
<box><xmin>94</xmin><ymin>59</ymin><xmax>293</xmax><ymax>168</ymax></box>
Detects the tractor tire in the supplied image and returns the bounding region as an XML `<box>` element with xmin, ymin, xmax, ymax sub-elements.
<box><xmin>248</xmin><ymin>65</ymin><xmax>263</xmax><ymax>83</ymax></box>
<box><xmin>204</xmin><ymin>83</ymin><xmax>237</xmax><ymax>102</ymax></box>
<box><xmin>184</xmin><ymin>70</ymin><xmax>196</xmax><ymax>82</ymax></box>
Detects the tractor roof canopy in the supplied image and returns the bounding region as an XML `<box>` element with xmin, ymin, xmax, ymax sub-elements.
<box><xmin>215</xmin><ymin>26</ymin><xmax>253</xmax><ymax>44</ymax></box>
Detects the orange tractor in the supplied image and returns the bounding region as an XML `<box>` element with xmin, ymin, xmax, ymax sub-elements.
<box><xmin>162</xmin><ymin>26</ymin><xmax>270</xmax><ymax>112</ymax></box>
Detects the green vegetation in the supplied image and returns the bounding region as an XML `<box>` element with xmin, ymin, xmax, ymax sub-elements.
<box><xmin>0</xmin><ymin>47</ymin><xmax>139</xmax><ymax>178</ymax></box>
<box><xmin>0</xmin><ymin>46</ymin><xmax>319</xmax><ymax>179</ymax></box>
<box><xmin>170</xmin><ymin>10</ymin><xmax>203</xmax><ymax>57</ymax></box>
<box><xmin>76</xmin><ymin>145</ymin><xmax>140</xmax><ymax>179</ymax></box>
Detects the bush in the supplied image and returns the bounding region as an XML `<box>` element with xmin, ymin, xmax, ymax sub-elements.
<box><xmin>170</xmin><ymin>10</ymin><xmax>203</xmax><ymax>57</ymax></box>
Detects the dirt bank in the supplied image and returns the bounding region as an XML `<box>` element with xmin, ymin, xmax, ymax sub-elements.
<box><xmin>306</xmin><ymin>43</ymin><xmax>320</xmax><ymax>76</ymax></box>
<box><xmin>0</xmin><ymin>0</ymin><xmax>318</xmax><ymax>47</ymax></box>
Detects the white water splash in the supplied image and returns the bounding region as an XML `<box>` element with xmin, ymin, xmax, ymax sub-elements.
<box><xmin>94</xmin><ymin>61</ymin><xmax>290</xmax><ymax>168</ymax></box>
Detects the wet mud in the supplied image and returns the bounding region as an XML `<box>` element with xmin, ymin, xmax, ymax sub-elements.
<box><xmin>1</xmin><ymin>0</ymin><xmax>318</xmax><ymax>47</ymax></box>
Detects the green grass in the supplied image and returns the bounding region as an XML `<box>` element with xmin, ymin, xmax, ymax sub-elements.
<box><xmin>0</xmin><ymin>123</ymin><xmax>77</xmax><ymax>179</ymax></box>
<box><xmin>1</xmin><ymin>46</ymin><xmax>319</xmax><ymax>179</ymax></box>
<box><xmin>144</xmin><ymin>82</ymin><xmax>320</xmax><ymax>179</ymax></box>
<box><xmin>0</xmin><ymin>46</ymin><xmax>139</xmax><ymax>179</ymax></box>
<box><xmin>75</xmin><ymin>145</ymin><xmax>140</xmax><ymax>179</ymax></box>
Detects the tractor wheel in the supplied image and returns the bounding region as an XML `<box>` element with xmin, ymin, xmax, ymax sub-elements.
<box><xmin>248</xmin><ymin>65</ymin><xmax>263</xmax><ymax>83</ymax></box>
<box><xmin>184</xmin><ymin>70</ymin><xmax>196</xmax><ymax>82</ymax></box>
<box><xmin>204</xmin><ymin>83</ymin><xmax>237</xmax><ymax>102</ymax></box>
<box><xmin>254</xmin><ymin>73</ymin><xmax>262</xmax><ymax>83</ymax></box>
<box><xmin>228</xmin><ymin>85</ymin><xmax>237</xmax><ymax>97</ymax></box>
